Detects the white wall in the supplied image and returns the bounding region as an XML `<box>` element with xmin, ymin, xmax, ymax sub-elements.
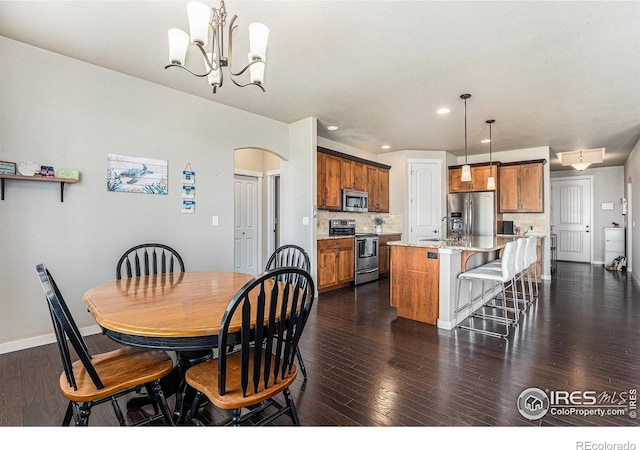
<box><xmin>624</xmin><ymin>137</ymin><xmax>640</xmax><ymax>285</ymax></box>
<box><xmin>281</xmin><ymin>117</ymin><xmax>317</xmax><ymax>280</ymax></box>
<box><xmin>0</xmin><ymin>37</ymin><xmax>316</xmax><ymax>352</ymax></box>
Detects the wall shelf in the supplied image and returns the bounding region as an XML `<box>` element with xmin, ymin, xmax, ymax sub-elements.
<box><xmin>0</xmin><ymin>174</ymin><xmax>78</xmax><ymax>202</ymax></box>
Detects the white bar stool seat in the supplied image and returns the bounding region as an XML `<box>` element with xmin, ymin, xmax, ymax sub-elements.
<box><xmin>454</xmin><ymin>240</ymin><xmax>518</xmax><ymax>338</ymax></box>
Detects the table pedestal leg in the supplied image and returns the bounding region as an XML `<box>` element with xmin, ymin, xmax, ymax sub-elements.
<box><xmin>173</xmin><ymin>350</ymin><xmax>213</xmax><ymax>424</ymax></box>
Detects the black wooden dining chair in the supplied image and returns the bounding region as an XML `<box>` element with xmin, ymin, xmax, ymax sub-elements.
<box><xmin>265</xmin><ymin>244</ymin><xmax>311</xmax><ymax>381</ymax></box>
<box><xmin>116</xmin><ymin>243</ymin><xmax>185</xmax><ymax>280</ymax></box>
<box><xmin>36</xmin><ymin>263</ymin><xmax>175</xmax><ymax>426</ymax></box>
<box><xmin>115</xmin><ymin>243</ymin><xmax>185</xmax><ymax>411</ymax></box>
<box><xmin>184</xmin><ymin>267</ymin><xmax>315</xmax><ymax>426</ymax></box>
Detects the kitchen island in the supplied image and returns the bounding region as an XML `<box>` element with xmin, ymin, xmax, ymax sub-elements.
<box><xmin>388</xmin><ymin>236</ymin><xmax>511</xmax><ymax>330</ymax></box>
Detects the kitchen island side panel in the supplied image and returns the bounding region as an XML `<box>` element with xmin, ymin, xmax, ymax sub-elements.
<box><xmin>390</xmin><ymin>246</ymin><xmax>439</xmax><ymax>325</ymax></box>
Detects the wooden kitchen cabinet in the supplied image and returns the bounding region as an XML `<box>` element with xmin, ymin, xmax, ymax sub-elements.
<box><xmin>317</xmin><ymin>238</ymin><xmax>355</xmax><ymax>293</ymax></box>
<box><xmin>367</xmin><ymin>166</ymin><xmax>390</xmax><ymax>212</ymax></box>
<box><xmin>378</xmin><ymin>234</ymin><xmax>402</xmax><ymax>276</ymax></box>
<box><xmin>317</xmin><ymin>151</ymin><xmax>342</xmax><ymax>210</ymax></box>
<box><xmin>341</xmin><ymin>160</ymin><xmax>367</xmax><ymax>191</ymax></box>
<box><xmin>449</xmin><ymin>164</ymin><xmax>497</xmax><ymax>193</ymax></box>
<box><xmin>499</xmin><ymin>160</ymin><xmax>544</xmax><ymax>213</ymax></box>
<box><xmin>317</xmin><ymin>147</ymin><xmax>391</xmax><ymax>212</ymax></box>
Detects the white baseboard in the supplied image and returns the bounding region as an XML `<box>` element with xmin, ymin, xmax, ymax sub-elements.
<box><xmin>0</xmin><ymin>324</ymin><xmax>102</xmax><ymax>355</ymax></box>
<box><xmin>631</xmin><ymin>271</ymin><xmax>640</xmax><ymax>288</ymax></box>
<box><xmin>592</xmin><ymin>260</ymin><xmax>605</xmax><ymax>266</ymax></box>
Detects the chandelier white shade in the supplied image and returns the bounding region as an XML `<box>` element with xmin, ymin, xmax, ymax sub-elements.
<box><xmin>557</xmin><ymin>147</ymin><xmax>605</xmax><ymax>171</ymax></box>
<box><xmin>166</xmin><ymin>1</ymin><xmax>269</xmax><ymax>93</ymax></box>
<box><xmin>460</xmin><ymin>94</ymin><xmax>472</xmax><ymax>182</ymax></box>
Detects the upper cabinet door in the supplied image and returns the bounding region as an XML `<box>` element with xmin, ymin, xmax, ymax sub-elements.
<box><xmin>519</xmin><ymin>163</ymin><xmax>543</xmax><ymax>212</ymax></box>
<box><xmin>499</xmin><ymin>162</ymin><xmax>544</xmax><ymax>213</ymax></box>
<box><xmin>317</xmin><ymin>152</ymin><xmax>342</xmax><ymax>210</ymax></box>
<box><xmin>377</xmin><ymin>168</ymin><xmax>389</xmax><ymax>212</ymax></box>
<box><xmin>499</xmin><ymin>165</ymin><xmax>520</xmax><ymax>212</ymax></box>
<box><xmin>449</xmin><ymin>167</ymin><xmax>473</xmax><ymax>193</ymax></box>
<box><xmin>470</xmin><ymin>165</ymin><xmax>492</xmax><ymax>192</ymax></box>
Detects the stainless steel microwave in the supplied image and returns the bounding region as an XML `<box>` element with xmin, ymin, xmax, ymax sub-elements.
<box><xmin>342</xmin><ymin>189</ymin><xmax>368</xmax><ymax>212</ymax></box>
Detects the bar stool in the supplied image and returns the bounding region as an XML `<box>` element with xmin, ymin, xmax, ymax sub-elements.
<box><xmin>454</xmin><ymin>240</ymin><xmax>518</xmax><ymax>338</ymax></box>
<box><xmin>483</xmin><ymin>238</ymin><xmax>528</xmax><ymax>319</ymax></box>
<box><xmin>524</xmin><ymin>236</ymin><xmax>539</xmax><ymax>303</ymax></box>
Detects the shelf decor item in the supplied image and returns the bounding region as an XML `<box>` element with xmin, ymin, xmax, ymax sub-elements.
<box><xmin>56</xmin><ymin>169</ymin><xmax>80</xmax><ymax>180</ymax></box>
<box><xmin>0</xmin><ymin>161</ymin><xmax>16</xmax><ymax>175</ymax></box>
<box><xmin>17</xmin><ymin>161</ymin><xmax>40</xmax><ymax>176</ymax></box>
<box><xmin>40</xmin><ymin>165</ymin><xmax>55</xmax><ymax>177</ymax></box>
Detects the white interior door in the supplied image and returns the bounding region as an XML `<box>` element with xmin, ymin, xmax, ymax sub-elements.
<box><xmin>552</xmin><ymin>177</ymin><xmax>592</xmax><ymax>262</ymax></box>
<box><xmin>409</xmin><ymin>161</ymin><xmax>442</xmax><ymax>241</ymax></box>
<box><xmin>234</xmin><ymin>174</ymin><xmax>259</xmax><ymax>274</ymax></box>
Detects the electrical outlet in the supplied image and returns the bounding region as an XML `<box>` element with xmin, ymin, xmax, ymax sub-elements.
<box><xmin>212</xmin><ymin>216</ymin><xmax>219</xmax><ymax>226</ymax></box>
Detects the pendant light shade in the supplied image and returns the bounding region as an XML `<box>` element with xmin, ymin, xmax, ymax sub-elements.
<box><xmin>486</xmin><ymin>119</ymin><xmax>496</xmax><ymax>190</ymax></box>
<box><xmin>460</xmin><ymin>94</ymin><xmax>472</xmax><ymax>182</ymax></box>
<box><xmin>461</xmin><ymin>165</ymin><xmax>472</xmax><ymax>182</ymax></box>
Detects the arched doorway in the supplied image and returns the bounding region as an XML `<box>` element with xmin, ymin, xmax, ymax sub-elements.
<box><xmin>234</xmin><ymin>147</ymin><xmax>282</xmax><ymax>274</ymax></box>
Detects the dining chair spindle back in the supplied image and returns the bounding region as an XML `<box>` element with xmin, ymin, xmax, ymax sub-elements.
<box><xmin>36</xmin><ymin>263</ymin><xmax>175</xmax><ymax>426</ymax></box>
<box><xmin>184</xmin><ymin>267</ymin><xmax>315</xmax><ymax>426</ymax></box>
<box><xmin>116</xmin><ymin>243</ymin><xmax>185</xmax><ymax>280</ymax></box>
<box><xmin>265</xmin><ymin>244</ymin><xmax>311</xmax><ymax>381</ymax></box>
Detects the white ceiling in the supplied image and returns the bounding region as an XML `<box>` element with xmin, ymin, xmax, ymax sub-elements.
<box><xmin>1</xmin><ymin>1</ymin><xmax>639</xmax><ymax>170</ymax></box>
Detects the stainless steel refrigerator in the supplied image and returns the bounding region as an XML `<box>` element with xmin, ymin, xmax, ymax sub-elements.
<box><xmin>447</xmin><ymin>192</ymin><xmax>496</xmax><ymax>237</ymax></box>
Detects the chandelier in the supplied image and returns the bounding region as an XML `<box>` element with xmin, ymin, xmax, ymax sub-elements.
<box><xmin>165</xmin><ymin>1</ymin><xmax>269</xmax><ymax>93</ymax></box>
<box><xmin>557</xmin><ymin>147</ymin><xmax>605</xmax><ymax>171</ymax></box>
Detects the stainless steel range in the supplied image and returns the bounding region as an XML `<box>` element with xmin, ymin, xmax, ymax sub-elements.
<box><xmin>354</xmin><ymin>233</ymin><xmax>379</xmax><ymax>285</ymax></box>
<box><xmin>328</xmin><ymin>219</ymin><xmax>379</xmax><ymax>286</ymax></box>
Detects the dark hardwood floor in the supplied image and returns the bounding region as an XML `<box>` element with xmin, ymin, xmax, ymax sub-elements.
<box><xmin>1</xmin><ymin>262</ymin><xmax>639</xmax><ymax>430</ymax></box>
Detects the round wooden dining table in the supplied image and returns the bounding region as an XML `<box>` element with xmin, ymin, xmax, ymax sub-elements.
<box><xmin>83</xmin><ymin>271</ymin><xmax>256</xmax><ymax>352</ymax></box>
<box><xmin>83</xmin><ymin>271</ymin><xmax>256</xmax><ymax>423</ymax></box>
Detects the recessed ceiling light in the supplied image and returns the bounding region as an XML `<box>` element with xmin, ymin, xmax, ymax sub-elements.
<box><xmin>437</xmin><ymin>108</ymin><xmax>450</xmax><ymax>114</ymax></box>
<box><xmin>381</xmin><ymin>145</ymin><xmax>391</xmax><ymax>150</ymax></box>
<box><xmin>481</xmin><ymin>139</ymin><xmax>491</xmax><ymax>144</ymax></box>
<box><xmin>327</xmin><ymin>125</ymin><xmax>338</xmax><ymax>131</ymax></box>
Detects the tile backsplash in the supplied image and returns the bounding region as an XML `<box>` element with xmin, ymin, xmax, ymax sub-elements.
<box><xmin>316</xmin><ymin>210</ymin><xmax>403</xmax><ymax>237</ymax></box>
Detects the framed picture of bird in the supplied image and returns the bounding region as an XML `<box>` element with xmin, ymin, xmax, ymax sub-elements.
<box><xmin>107</xmin><ymin>153</ymin><xmax>168</xmax><ymax>195</ymax></box>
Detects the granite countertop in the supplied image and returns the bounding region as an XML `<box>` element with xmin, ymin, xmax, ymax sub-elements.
<box><xmin>497</xmin><ymin>232</ymin><xmax>547</xmax><ymax>238</ymax></box>
<box><xmin>388</xmin><ymin>236</ymin><xmax>510</xmax><ymax>252</ymax></box>
<box><xmin>317</xmin><ymin>232</ymin><xmax>402</xmax><ymax>241</ymax></box>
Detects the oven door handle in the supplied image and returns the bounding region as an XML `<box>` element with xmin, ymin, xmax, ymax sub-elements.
<box><xmin>356</xmin><ymin>268</ymin><xmax>378</xmax><ymax>274</ymax></box>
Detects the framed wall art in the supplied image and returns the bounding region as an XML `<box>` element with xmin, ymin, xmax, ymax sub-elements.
<box><xmin>107</xmin><ymin>153</ymin><xmax>168</xmax><ymax>195</ymax></box>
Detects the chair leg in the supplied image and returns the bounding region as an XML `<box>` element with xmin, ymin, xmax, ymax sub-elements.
<box><xmin>110</xmin><ymin>396</ymin><xmax>127</xmax><ymax>426</ymax></box>
<box><xmin>283</xmin><ymin>388</ymin><xmax>301</xmax><ymax>426</ymax></box>
<box><xmin>295</xmin><ymin>345</ymin><xmax>308</xmax><ymax>381</ymax></box>
<box><xmin>231</xmin><ymin>408</ymin><xmax>242</xmax><ymax>426</ymax></box>
<box><xmin>62</xmin><ymin>401</ymin><xmax>74</xmax><ymax>426</ymax></box>
<box><xmin>147</xmin><ymin>380</ymin><xmax>175</xmax><ymax>426</ymax></box>
<box><xmin>78</xmin><ymin>402</ymin><xmax>92</xmax><ymax>426</ymax></box>
<box><xmin>186</xmin><ymin>390</ymin><xmax>204</xmax><ymax>425</ymax></box>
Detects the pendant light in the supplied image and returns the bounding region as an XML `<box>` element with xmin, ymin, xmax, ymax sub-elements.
<box><xmin>486</xmin><ymin>119</ymin><xmax>496</xmax><ymax>190</ymax></box>
<box><xmin>460</xmin><ymin>94</ymin><xmax>472</xmax><ymax>182</ymax></box>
